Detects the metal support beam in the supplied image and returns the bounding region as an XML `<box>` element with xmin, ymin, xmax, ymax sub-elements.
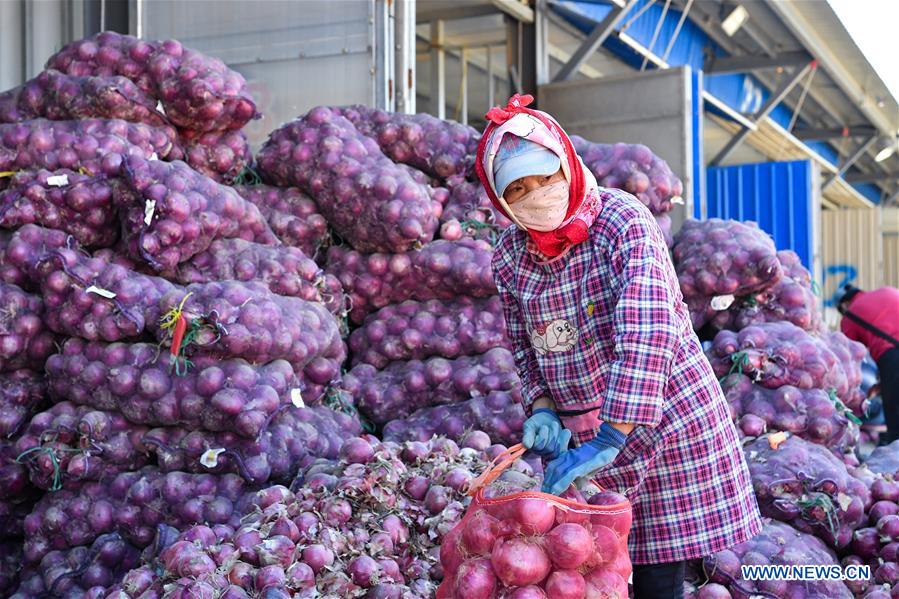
<box><xmin>534</xmin><ymin>0</ymin><xmax>551</xmax><ymax>85</ymax></box>
<box><xmin>711</xmin><ymin>61</ymin><xmax>815</xmax><ymax>165</ymax></box>
<box><xmin>506</xmin><ymin>14</ymin><xmax>536</xmax><ymax>98</ymax></box>
<box><xmin>704</xmin><ymin>50</ymin><xmax>811</xmax><ymax>74</ymax></box>
<box><xmin>552</xmin><ymin>0</ymin><xmax>638</xmax><ymax>82</ymax></box>
<box><xmin>417</xmin><ymin>3</ymin><xmax>496</xmax><ymax>23</ymax></box>
<box><xmin>430</xmin><ymin>20</ymin><xmax>446</xmax><ymax>119</ymax></box>
<box><xmin>822</xmin><ymin>136</ymin><xmax>879</xmax><ymax>190</ymax></box>
<box><xmin>678</xmin><ymin>0</ymin><xmax>838</xmax><ymax>133</ymax></box>
<box><xmin>793</xmin><ymin>125</ymin><xmax>878</xmax><ymax>141</ymax></box>
<box><xmin>486</xmin><ymin>45</ymin><xmax>495</xmax><ymax>108</ymax></box>
<box><xmin>395</xmin><ymin>0</ymin><xmax>416</xmax><ymax>114</ymax></box>
<box><xmin>491</xmin><ymin>0</ymin><xmax>534</xmax><ymax>23</ymax></box>
<box><xmin>373</xmin><ymin>0</ymin><xmax>395</xmax><ymax>111</ymax></box>
<box><xmin>844</xmin><ymin>170</ymin><xmax>899</xmax><ymax>184</ymax></box>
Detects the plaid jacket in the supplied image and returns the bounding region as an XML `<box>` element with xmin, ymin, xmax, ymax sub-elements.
<box><xmin>492</xmin><ymin>188</ymin><xmax>762</xmax><ymax>564</ymax></box>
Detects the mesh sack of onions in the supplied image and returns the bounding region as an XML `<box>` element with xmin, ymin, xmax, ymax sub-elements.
<box><xmin>343</xmin><ymin>347</ymin><xmax>520</xmax><ymax>425</ymax></box>
<box><xmin>730</xmin><ymin>250</ymin><xmax>822</xmax><ymax>333</ymax></box>
<box><xmin>700</xmin><ymin>518</ymin><xmax>853</xmax><ymax>599</ymax></box>
<box><xmin>349</xmin><ymin>296</ymin><xmax>510</xmax><ymax>369</ymax></box>
<box><xmin>0</xmin><ymin>118</ymin><xmax>176</xmax><ymax>176</ymax></box>
<box><xmin>22</xmin><ymin>466</ymin><xmax>254</xmax><ymax>564</ymax></box>
<box><xmin>721</xmin><ymin>373</ymin><xmax>860</xmax><ymax>455</ymax></box>
<box><xmin>9</xmin><ymin>532</ymin><xmax>141</xmax><ymax>599</ymax></box>
<box><xmin>45</xmin><ymin>338</ymin><xmax>302</xmax><ymax>439</ymax></box>
<box><xmin>382</xmin><ymin>390</ymin><xmax>525</xmax><ymax>447</ymax></box>
<box><xmin>256</xmin><ymin>106</ymin><xmax>440</xmax><ymax>253</ymax></box>
<box><xmin>45</xmin><ymin>32</ymin><xmax>161</xmax><ymax>97</ymax></box>
<box><xmin>0</xmin><ymin>542</ymin><xmax>22</xmax><ymax>596</ymax></box>
<box><xmin>823</xmin><ymin>330</ymin><xmax>868</xmax><ymax>415</ymax></box>
<box><xmin>744</xmin><ymin>433</ymin><xmax>869</xmax><ymax>549</ymax></box>
<box><xmin>437</xmin><ymin>443</ymin><xmax>632</xmax><ymax>599</ymax></box>
<box><xmin>178</xmin><ymin>128</ymin><xmax>251</xmax><ymax>184</ymax></box>
<box><xmin>35</xmin><ymin>246</ymin><xmax>176</xmax><ymax>342</ymax></box>
<box><xmin>152</xmin><ymin>280</ymin><xmax>345</xmax><ymax>377</ymax></box>
<box><xmin>0</xmin><ymin>225</ymin><xmax>77</xmax><ymax>291</ymax></box>
<box><xmin>0</xmin><ymin>281</ymin><xmax>57</xmax><ymax>372</ymax></box>
<box><xmin>439</xmin><ymin>174</ymin><xmax>512</xmax><ymax>244</ymax></box>
<box><xmin>707</xmin><ymin>321</ymin><xmax>860</xmax><ymax>409</ymax></box>
<box><xmin>141</xmin><ymin>405</ymin><xmax>361</xmax><ymax>485</ymax></box>
<box><xmin>103</xmin><ymin>435</ymin><xmax>502</xmax><ymax>597</ymax></box>
<box><xmin>0</xmin><ymin>369</ymin><xmax>46</xmax><ymax>439</ymax></box>
<box><xmin>0</xmin><ymin>440</ymin><xmax>41</xmax><ymax>543</ymax></box>
<box><xmin>116</xmin><ymin>156</ymin><xmax>277</xmax><ymax>271</ymax></box>
<box><xmin>673</xmin><ymin>219</ymin><xmax>782</xmax><ymax>330</ymax></box>
<box><xmin>150</xmin><ymin>44</ymin><xmax>260</xmax><ymax>132</ymax></box>
<box><xmin>571</xmin><ymin>135</ymin><xmax>683</xmax><ymax>215</ymax></box>
<box><xmin>0</xmin><ymin>69</ymin><xmax>167</xmax><ymax>128</ymax></box>
<box><xmin>0</xmin><ymin>169</ymin><xmax>119</xmax><ymax>249</ymax></box>
<box><xmin>325</xmin><ymin>238</ymin><xmax>496</xmax><ymax>324</ymax></box>
<box><xmin>46</xmin><ymin>33</ymin><xmax>260</xmax><ymax>132</ymax></box>
<box><xmin>231</xmin><ymin>184</ymin><xmax>329</xmax><ymax>259</ymax></box>
<box><xmin>167</xmin><ymin>239</ymin><xmax>345</xmax><ymax>317</ymax></box>
<box><xmin>334</xmin><ymin>104</ymin><xmax>480</xmax><ymax>179</ymax></box>
<box><xmin>14</xmin><ymin>402</ymin><xmax>151</xmax><ymax>491</ymax></box>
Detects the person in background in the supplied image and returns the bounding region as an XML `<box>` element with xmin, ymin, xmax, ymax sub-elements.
<box><xmin>476</xmin><ymin>94</ymin><xmax>762</xmax><ymax>599</ymax></box>
<box><xmin>838</xmin><ymin>284</ymin><xmax>899</xmax><ymax>443</ymax></box>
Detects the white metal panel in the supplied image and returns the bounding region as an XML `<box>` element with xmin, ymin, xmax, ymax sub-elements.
<box><xmin>539</xmin><ymin>67</ymin><xmax>695</xmax><ymax>231</ymax></box>
<box><xmin>0</xmin><ymin>0</ymin><xmax>82</xmax><ymax>92</ymax></box>
<box><xmin>0</xmin><ymin>0</ymin><xmax>25</xmax><ymax>91</ymax></box>
<box><xmin>137</xmin><ymin>0</ymin><xmax>397</xmax><ymax>147</ymax></box>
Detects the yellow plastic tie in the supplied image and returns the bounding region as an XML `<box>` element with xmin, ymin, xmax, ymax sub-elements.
<box><xmin>0</xmin><ymin>171</ymin><xmax>16</xmax><ymax>178</ymax></box>
<box><xmin>159</xmin><ymin>292</ymin><xmax>193</xmax><ymax>332</ymax></box>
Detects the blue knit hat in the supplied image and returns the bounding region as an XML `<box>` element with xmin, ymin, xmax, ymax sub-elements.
<box><xmin>492</xmin><ymin>133</ymin><xmax>561</xmax><ymax>198</ymax></box>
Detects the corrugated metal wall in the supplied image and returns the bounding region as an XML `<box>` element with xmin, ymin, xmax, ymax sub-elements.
<box><xmin>884</xmin><ymin>234</ymin><xmax>899</xmax><ymax>289</ymax></box>
<box><xmin>821</xmin><ymin>208</ymin><xmax>883</xmax><ymax>308</ymax></box>
<box><xmin>883</xmin><ymin>208</ymin><xmax>899</xmax><ymax>289</ymax></box>
<box><xmin>706</xmin><ymin>160</ymin><xmax>821</xmax><ymax>275</ymax></box>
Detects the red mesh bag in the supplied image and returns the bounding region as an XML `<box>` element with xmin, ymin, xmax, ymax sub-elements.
<box><xmin>437</xmin><ymin>444</ymin><xmax>633</xmax><ymax>599</ymax></box>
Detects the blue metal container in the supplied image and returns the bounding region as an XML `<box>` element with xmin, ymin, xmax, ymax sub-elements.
<box><xmin>706</xmin><ymin>160</ymin><xmax>816</xmax><ymax>270</ymax></box>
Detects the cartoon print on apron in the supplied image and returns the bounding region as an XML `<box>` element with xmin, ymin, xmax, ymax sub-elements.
<box><xmin>527</xmin><ymin>318</ymin><xmax>578</xmax><ymax>355</ymax></box>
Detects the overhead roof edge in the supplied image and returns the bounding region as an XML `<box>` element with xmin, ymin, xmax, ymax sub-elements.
<box><xmin>764</xmin><ymin>0</ymin><xmax>899</xmax><ymax>137</ymax></box>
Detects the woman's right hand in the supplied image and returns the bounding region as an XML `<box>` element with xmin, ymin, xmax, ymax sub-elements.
<box><xmin>522</xmin><ymin>408</ymin><xmax>572</xmax><ymax>460</ymax></box>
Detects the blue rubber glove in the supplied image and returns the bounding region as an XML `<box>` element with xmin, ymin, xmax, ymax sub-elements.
<box><xmin>522</xmin><ymin>408</ymin><xmax>572</xmax><ymax>460</ymax></box>
<box><xmin>541</xmin><ymin>422</ymin><xmax>628</xmax><ymax>496</ymax></box>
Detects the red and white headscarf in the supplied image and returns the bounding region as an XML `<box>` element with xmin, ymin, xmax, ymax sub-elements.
<box><xmin>475</xmin><ymin>94</ymin><xmax>601</xmax><ymax>261</ymax></box>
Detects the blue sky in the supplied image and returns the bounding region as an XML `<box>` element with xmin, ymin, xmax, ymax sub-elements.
<box><xmin>828</xmin><ymin>0</ymin><xmax>899</xmax><ymax>107</ymax></box>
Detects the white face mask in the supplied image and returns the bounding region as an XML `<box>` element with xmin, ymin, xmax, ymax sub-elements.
<box><xmin>507</xmin><ymin>180</ymin><xmax>571</xmax><ymax>231</ymax></box>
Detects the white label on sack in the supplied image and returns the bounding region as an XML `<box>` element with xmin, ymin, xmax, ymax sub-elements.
<box><xmin>149</xmin><ymin>152</ymin><xmax>159</xmax><ymax>161</ymax></box>
<box><xmin>710</xmin><ymin>294</ymin><xmax>735</xmax><ymax>311</ymax></box>
<box><xmin>671</xmin><ymin>195</ymin><xmax>684</xmax><ymax>205</ymax></box>
<box><xmin>200</xmin><ymin>448</ymin><xmax>225</xmax><ymax>468</ymax></box>
<box><xmin>291</xmin><ymin>388</ymin><xmax>305</xmax><ymax>408</ymax></box>
<box><xmin>156</xmin><ymin>101</ymin><xmax>166</xmax><ymax>115</ymax></box>
<box><xmin>144</xmin><ymin>199</ymin><xmax>156</xmax><ymax>225</ymax></box>
<box><xmin>47</xmin><ymin>174</ymin><xmax>69</xmax><ymax>187</ymax></box>
<box><xmin>85</xmin><ymin>285</ymin><xmax>116</xmax><ymax>299</ymax></box>
<box><xmin>836</xmin><ymin>492</ymin><xmax>852</xmax><ymax>512</ymax></box>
